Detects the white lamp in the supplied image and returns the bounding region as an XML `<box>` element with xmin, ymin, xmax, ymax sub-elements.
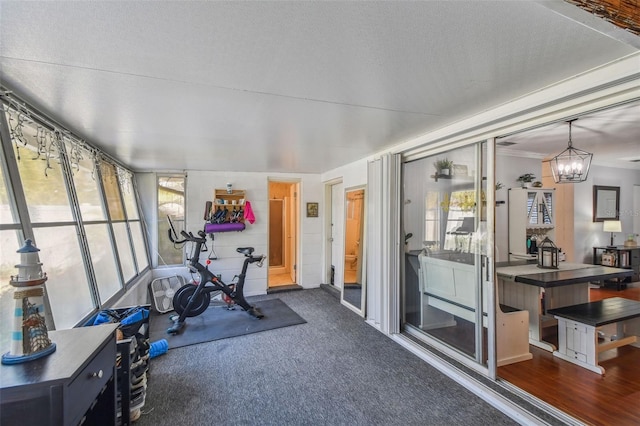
<box><xmin>603</xmin><ymin>220</ymin><xmax>622</xmax><ymax>247</ymax></box>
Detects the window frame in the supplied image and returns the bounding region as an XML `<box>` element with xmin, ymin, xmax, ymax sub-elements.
<box><xmin>156</xmin><ymin>174</ymin><xmax>186</xmax><ymax>267</ymax></box>
<box><xmin>0</xmin><ymin>95</ymin><xmax>150</xmax><ymax>331</ymax></box>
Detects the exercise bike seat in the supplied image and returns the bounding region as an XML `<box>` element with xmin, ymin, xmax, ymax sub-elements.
<box><xmin>236</xmin><ymin>247</ymin><xmax>255</xmax><ymax>256</ymax></box>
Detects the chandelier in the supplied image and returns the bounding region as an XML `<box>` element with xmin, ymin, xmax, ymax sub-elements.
<box><xmin>545</xmin><ymin>119</ymin><xmax>592</xmax><ymax>183</ymax></box>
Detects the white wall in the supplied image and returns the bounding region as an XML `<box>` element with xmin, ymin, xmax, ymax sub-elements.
<box><xmin>321</xmin><ymin>158</ymin><xmax>368</xmax><ymax>188</ymax></box>
<box><xmin>321</xmin><ymin>158</ymin><xmax>369</xmax><ymax>284</ymax></box>
<box><xmin>134</xmin><ymin>170</ymin><xmax>323</xmax><ymax>297</ymax></box>
<box><xmin>182</xmin><ymin>171</ymin><xmax>323</xmax><ymax>295</ymax></box>
<box><xmin>573</xmin><ymin>165</ymin><xmax>640</xmax><ymax>263</ymax></box>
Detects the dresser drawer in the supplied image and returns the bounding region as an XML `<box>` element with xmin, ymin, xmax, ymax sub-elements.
<box><xmin>65</xmin><ymin>338</ymin><xmax>116</xmax><ymax>425</ymax></box>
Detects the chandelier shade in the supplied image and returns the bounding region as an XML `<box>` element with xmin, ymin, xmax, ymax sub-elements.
<box><xmin>545</xmin><ymin>119</ymin><xmax>592</xmax><ymax>184</ymax></box>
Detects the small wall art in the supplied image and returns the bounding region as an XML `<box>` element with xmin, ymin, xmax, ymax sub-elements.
<box><xmin>306</xmin><ymin>202</ymin><xmax>319</xmax><ymax>218</ymax></box>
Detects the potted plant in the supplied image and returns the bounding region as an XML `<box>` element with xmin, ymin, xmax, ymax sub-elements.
<box><xmin>516</xmin><ymin>173</ymin><xmax>535</xmax><ymax>188</ymax></box>
<box><xmin>434</xmin><ymin>158</ymin><xmax>454</xmax><ymax>176</ymax></box>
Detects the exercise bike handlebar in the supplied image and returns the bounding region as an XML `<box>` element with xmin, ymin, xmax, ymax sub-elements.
<box><xmin>168</xmin><ymin>228</ymin><xmax>207</xmax><ymax>245</ymax></box>
<box><xmin>168</xmin><ymin>224</ymin><xmax>265</xmax><ymax>264</ymax></box>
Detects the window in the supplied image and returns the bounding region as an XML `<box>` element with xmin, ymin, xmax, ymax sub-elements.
<box><xmin>32</xmin><ymin>226</ymin><xmax>95</xmax><ymax>328</ymax></box>
<box><xmin>0</xmin><ymin>151</ymin><xmax>16</xmax><ymax>224</ymax></box>
<box><xmin>157</xmin><ymin>176</ymin><xmax>185</xmax><ymax>266</ymax></box>
<box><xmin>85</xmin><ymin>223</ymin><xmax>121</xmax><ymax>302</ymax></box>
<box><xmin>119</xmin><ymin>169</ymin><xmax>149</xmax><ymax>272</ymax></box>
<box><xmin>101</xmin><ymin>161</ymin><xmax>125</xmax><ymax>221</ymax></box>
<box><xmin>0</xmin><ymin>153</ymin><xmax>23</xmax><ymax>350</ymax></box>
<box><xmin>0</xmin><ymin>99</ymin><xmax>150</xmax><ymax>334</ymax></box>
<box><xmin>100</xmin><ymin>161</ymin><xmax>148</xmax><ymax>284</ymax></box>
<box><xmin>0</xmin><ymin>229</ymin><xmax>21</xmax><ymax>350</ymax></box>
<box><xmin>16</xmin><ymin>124</ymin><xmax>74</xmax><ymax>223</ymax></box>
<box><xmin>67</xmin><ymin>142</ymin><xmax>121</xmax><ymax>302</ymax></box>
<box><xmin>10</xmin><ymin>115</ymin><xmax>95</xmax><ymax>328</ymax></box>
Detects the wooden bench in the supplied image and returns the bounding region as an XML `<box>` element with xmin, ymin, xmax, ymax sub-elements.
<box><xmin>548</xmin><ymin>297</ymin><xmax>640</xmax><ymax>375</ymax></box>
<box><xmin>495</xmin><ymin>299</ymin><xmax>531</xmax><ymax>367</ymax></box>
<box><xmin>418</xmin><ymin>254</ymin><xmax>532</xmax><ymax>366</ymax></box>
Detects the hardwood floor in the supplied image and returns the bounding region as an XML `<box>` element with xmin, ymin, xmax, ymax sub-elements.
<box><xmin>498</xmin><ymin>284</ymin><xmax>640</xmax><ymax>426</ymax></box>
<box><xmin>268</xmin><ymin>272</ymin><xmax>294</xmax><ymax>287</ymax></box>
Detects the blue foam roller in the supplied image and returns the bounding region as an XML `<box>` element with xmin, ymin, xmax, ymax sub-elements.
<box><xmin>149</xmin><ymin>339</ymin><xmax>168</xmax><ymax>358</ymax></box>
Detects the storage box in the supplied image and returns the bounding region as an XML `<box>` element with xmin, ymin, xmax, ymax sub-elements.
<box><xmin>601</xmin><ymin>253</ymin><xmax>616</xmax><ymax>266</ymax></box>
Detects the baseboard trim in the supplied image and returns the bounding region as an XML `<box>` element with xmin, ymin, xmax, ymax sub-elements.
<box><xmin>267</xmin><ymin>284</ymin><xmax>303</xmax><ymax>294</ymax></box>
<box><xmin>319</xmin><ymin>283</ymin><xmax>340</xmax><ymax>299</ymax></box>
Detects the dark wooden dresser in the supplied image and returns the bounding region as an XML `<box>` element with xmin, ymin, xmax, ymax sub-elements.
<box><xmin>1</xmin><ymin>323</ymin><xmax>119</xmax><ymax>425</ymax></box>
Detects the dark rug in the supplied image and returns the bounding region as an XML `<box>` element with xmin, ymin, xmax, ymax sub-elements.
<box><xmin>149</xmin><ymin>298</ymin><xmax>306</xmax><ymax>349</ymax></box>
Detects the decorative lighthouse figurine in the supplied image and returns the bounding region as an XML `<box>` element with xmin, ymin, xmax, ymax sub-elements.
<box><xmin>2</xmin><ymin>239</ymin><xmax>56</xmax><ymax>365</ymax></box>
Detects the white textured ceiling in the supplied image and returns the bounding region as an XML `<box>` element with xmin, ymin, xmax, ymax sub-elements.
<box><xmin>497</xmin><ymin>100</ymin><xmax>640</xmax><ymax>168</ymax></box>
<box><xmin>0</xmin><ymin>1</ymin><xmax>638</xmax><ymax>173</ymax></box>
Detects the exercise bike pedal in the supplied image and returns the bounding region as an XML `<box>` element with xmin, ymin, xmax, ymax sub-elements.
<box><xmin>248</xmin><ymin>307</ymin><xmax>264</xmax><ymax>319</ymax></box>
<box><xmin>166</xmin><ymin>319</ymin><xmax>185</xmax><ymax>335</ymax></box>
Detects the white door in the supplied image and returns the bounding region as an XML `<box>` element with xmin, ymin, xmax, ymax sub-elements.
<box><xmin>288</xmin><ymin>183</ymin><xmax>299</xmax><ymax>283</ymax></box>
<box><xmin>331</xmin><ymin>182</ymin><xmax>344</xmax><ymax>289</ymax></box>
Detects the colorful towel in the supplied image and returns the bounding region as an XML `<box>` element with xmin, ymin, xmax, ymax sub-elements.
<box><xmin>244</xmin><ymin>200</ymin><xmax>256</xmax><ymax>224</ymax></box>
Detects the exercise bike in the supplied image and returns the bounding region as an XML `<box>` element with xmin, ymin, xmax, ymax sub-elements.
<box><xmin>166</xmin><ymin>223</ymin><xmax>265</xmax><ymax>335</ymax></box>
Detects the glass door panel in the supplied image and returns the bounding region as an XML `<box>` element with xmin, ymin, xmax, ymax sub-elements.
<box><xmin>402</xmin><ymin>142</ymin><xmax>487</xmax><ymax>364</ymax></box>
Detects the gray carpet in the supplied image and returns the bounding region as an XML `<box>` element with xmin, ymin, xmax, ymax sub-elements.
<box><xmin>137</xmin><ymin>289</ymin><xmax>518</xmax><ymax>426</ymax></box>
<box><xmin>149</xmin><ymin>298</ymin><xmax>306</xmax><ymax>349</ymax></box>
<box><xmin>343</xmin><ymin>285</ymin><xmax>362</xmax><ymax>307</ymax></box>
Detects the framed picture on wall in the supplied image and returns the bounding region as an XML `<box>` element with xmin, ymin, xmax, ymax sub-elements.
<box><xmin>593</xmin><ymin>185</ymin><xmax>620</xmax><ymax>222</ymax></box>
<box><xmin>306</xmin><ymin>202</ymin><xmax>319</xmax><ymax>218</ymax></box>
<box><xmin>453</xmin><ymin>164</ymin><xmax>468</xmax><ymax>177</ymax></box>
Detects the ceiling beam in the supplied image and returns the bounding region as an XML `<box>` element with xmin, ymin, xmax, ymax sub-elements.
<box><xmin>566</xmin><ymin>0</ymin><xmax>640</xmax><ymax>36</ymax></box>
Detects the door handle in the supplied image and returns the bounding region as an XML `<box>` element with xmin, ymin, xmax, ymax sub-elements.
<box><xmin>483</xmin><ymin>256</ymin><xmax>491</xmax><ymax>281</ymax></box>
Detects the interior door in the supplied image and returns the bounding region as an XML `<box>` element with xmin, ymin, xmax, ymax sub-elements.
<box><xmin>331</xmin><ymin>182</ymin><xmax>344</xmax><ymax>289</ymax></box>
<box><xmin>288</xmin><ymin>183</ymin><xmax>298</xmax><ymax>283</ymax></box>
<box><xmin>268</xmin><ymin>180</ymin><xmax>299</xmax><ymax>287</ymax></box>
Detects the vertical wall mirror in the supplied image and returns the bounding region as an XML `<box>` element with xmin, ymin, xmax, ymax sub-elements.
<box><xmin>342</xmin><ymin>187</ymin><xmax>366</xmax><ymax>314</ymax></box>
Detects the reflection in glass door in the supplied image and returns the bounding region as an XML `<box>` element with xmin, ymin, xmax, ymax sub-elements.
<box><xmin>342</xmin><ymin>187</ymin><xmax>365</xmax><ymax>314</ymax></box>
<box><xmin>401</xmin><ymin>142</ymin><xmax>488</xmax><ymax>365</ymax></box>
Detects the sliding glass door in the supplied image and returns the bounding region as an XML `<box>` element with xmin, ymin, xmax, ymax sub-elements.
<box><xmin>402</xmin><ymin>141</ymin><xmax>490</xmax><ymax>366</ymax></box>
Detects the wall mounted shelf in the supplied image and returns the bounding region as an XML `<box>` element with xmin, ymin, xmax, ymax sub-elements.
<box><xmin>205</xmin><ymin>189</ymin><xmax>247</xmax><ymax>228</ymax></box>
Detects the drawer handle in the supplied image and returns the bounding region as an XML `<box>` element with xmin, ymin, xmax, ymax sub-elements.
<box><xmin>90</xmin><ymin>370</ymin><xmax>103</xmax><ymax>379</ymax></box>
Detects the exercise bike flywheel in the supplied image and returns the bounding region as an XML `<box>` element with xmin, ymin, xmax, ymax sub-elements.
<box><xmin>173</xmin><ymin>285</ymin><xmax>211</xmax><ymax>317</ymax></box>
